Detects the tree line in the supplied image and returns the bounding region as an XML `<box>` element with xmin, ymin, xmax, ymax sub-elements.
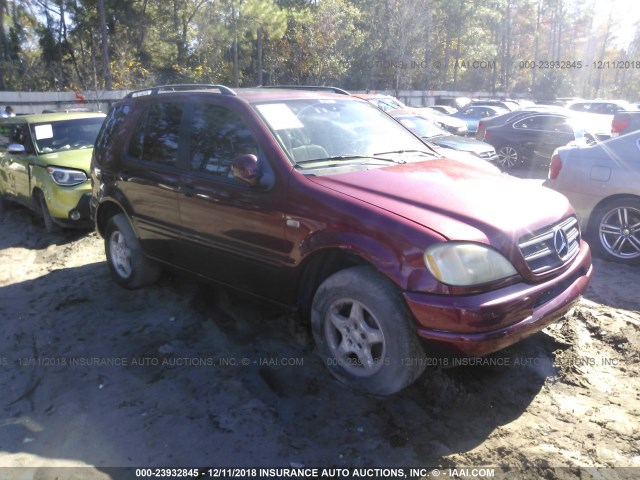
<box><xmin>2</xmin><ymin>0</ymin><xmax>640</xmax><ymax>101</ymax></box>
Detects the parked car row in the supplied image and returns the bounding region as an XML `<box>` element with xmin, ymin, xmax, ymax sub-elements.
<box><xmin>6</xmin><ymin>86</ymin><xmax>637</xmax><ymax>397</ymax></box>
<box><xmin>1</xmin><ymin>85</ymin><xmax>598</xmax><ymax>396</ymax></box>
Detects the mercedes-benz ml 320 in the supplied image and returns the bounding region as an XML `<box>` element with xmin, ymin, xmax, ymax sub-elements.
<box><xmin>90</xmin><ymin>85</ymin><xmax>593</xmax><ymax>395</ymax></box>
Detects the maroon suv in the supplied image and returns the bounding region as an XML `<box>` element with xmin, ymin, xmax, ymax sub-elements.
<box><xmin>90</xmin><ymin>85</ymin><xmax>593</xmax><ymax>395</ymax></box>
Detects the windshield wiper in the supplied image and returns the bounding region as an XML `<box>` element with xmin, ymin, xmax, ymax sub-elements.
<box><xmin>295</xmin><ymin>155</ymin><xmax>400</xmax><ymax>167</ymax></box>
<box><xmin>373</xmin><ymin>149</ymin><xmax>441</xmax><ymax>161</ymax></box>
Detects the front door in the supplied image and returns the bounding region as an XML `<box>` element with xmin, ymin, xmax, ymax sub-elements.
<box><xmin>176</xmin><ymin>102</ymin><xmax>291</xmax><ymax>302</ymax></box>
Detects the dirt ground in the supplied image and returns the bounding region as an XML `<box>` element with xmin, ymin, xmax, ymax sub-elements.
<box><xmin>0</xmin><ymin>199</ymin><xmax>639</xmax><ymax>479</ymax></box>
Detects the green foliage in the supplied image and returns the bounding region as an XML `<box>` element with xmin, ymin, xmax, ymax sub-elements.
<box><xmin>1</xmin><ymin>0</ymin><xmax>639</xmax><ymax>99</ymax></box>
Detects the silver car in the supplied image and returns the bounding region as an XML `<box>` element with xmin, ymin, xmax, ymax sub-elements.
<box><xmin>544</xmin><ymin>131</ymin><xmax>640</xmax><ymax>264</ymax></box>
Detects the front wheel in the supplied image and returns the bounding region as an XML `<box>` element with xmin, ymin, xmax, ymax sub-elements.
<box><xmin>496</xmin><ymin>144</ymin><xmax>522</xmax><ymax>170</ymax></box>
<box><xmin>35</xmin><ymin>191</ymin><xmax>61</xmax><ymax>234</ymax></box>
<box><xmin>105</xmin><ymin>213</ymin><xmax>161</xmax><ymax>289</ymax></box>
<box><xmin>590</xmin><ymin>198</ymin><xmax>640</xmax><ymax>265</ymax></box>
<box><xmin>311</xmin><ymin>266</ymin><xmax>426</xmax><ymax>395</ymax></box>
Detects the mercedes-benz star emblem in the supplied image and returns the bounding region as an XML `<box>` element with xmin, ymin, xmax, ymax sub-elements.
<box><xmin>553</xmin><ymin>228</ymin><xmax>569</xmax><ymax>258</ymax></box>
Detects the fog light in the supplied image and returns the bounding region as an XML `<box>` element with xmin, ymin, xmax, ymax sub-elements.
<box><xmin>70</xmin><ymin>210</ymin><xmax>81</xmax><ymax>221</ymax></box>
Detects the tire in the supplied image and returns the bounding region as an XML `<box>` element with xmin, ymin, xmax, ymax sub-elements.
<box><xmin>104</xmin><ymin>213</ymin><xmax>161</xmax><ymax>289</ymax></box>
<box><xmin>36</xmin><ymin>191</ymin><xmax>61</xmax><ymax>234</ymax></box>
<box><xmin>311</xmin><ymin>266</ymin><xmax>426</xmax><ymax>395</ymax></box>
<box><xmin>496</xmin><ymin>144</ymin><xmax>521</xmax><ymax>170</ymax></box>
<box><xmin>590</xmin><ymin>197</ymin><xmax>640</xmax><ymax>265</ymax></box>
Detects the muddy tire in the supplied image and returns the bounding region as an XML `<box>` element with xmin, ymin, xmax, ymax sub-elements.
<box><xmin>36</xmin><ymin>191</ymin><xmax>62</xmax><ymax>234</ymax></box>
<box><xmin>311</xmin><ymin>266</ymin><xmax>426</xmax><ymax>395</ymax></box>
<box><xmin>105</xmin><ymin>213</ymin><xmax>161</xmax><ymax>289</ymax></box>
<box><xmin>590</xmin><ymin>197</ymin><xmax>640</xmax><ymax>265</ymax></box>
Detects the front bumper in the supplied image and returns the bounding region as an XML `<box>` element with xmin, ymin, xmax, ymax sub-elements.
<box><xmin>404</xmin><ymin>241</ymin><xmax>593</xmax><ymax>357</ymax></box>
<box><xmin>45</xmin><ymin>185</ymin><xmax>93</xmax><ymax>229</ymax></box>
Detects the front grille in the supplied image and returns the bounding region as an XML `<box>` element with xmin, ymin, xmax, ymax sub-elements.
<box><xmin>518</xmin><ymin>216</ymin><xmax>581</xmax><ymax>274</ymax></box>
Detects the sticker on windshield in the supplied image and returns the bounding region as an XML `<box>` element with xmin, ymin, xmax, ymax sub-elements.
<box><xmin>256</xmin><ymin>104</ymin><xmax>304</xmax><ymax>130</ymax></box>
<box><xmin>34</xmin><ymin>124</ymin><xmax>54</xmax><ymax>140</ymax></box>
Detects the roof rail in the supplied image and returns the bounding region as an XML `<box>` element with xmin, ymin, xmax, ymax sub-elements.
<box><xmin>125</xmin><ymin>84</ymin><xmax>237</xmax><ymax>98</ymax></box>
<box><xmin>257</xmin><ymin>85</ymin><xmax>351</xmax><ymax>96</ymax></box>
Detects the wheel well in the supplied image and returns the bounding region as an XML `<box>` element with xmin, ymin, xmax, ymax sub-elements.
<box><xmin>31</xmin><ymin>187</ymin><xmax>44</xmax><ymax>211</ymax></box>
<box><xmin>586</xmin><ymin>194</ymin><xmax>640</xmax><ymax>236</ymax></box>
<box><xmin>296</xmin><ymin>249</ymin><xmax>369</xmax><ymax>320</ymax></box>
<box><xmin>95</xmin><ymin>201</ymin><xmax>125</xmax><ymax>237</ymax></box>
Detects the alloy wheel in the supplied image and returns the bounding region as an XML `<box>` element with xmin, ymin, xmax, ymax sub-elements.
<box><xmin>599</xmin><ymin>206</ymin><xmax>640</xmax><ymax>260</ymax></box>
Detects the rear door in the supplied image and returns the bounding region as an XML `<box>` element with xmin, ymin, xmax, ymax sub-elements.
<box><xmin>118</xmin><ymin>101</ymin><xmax>185</xmax><ymax>262</ymax></box>
<box><xmin>537</xmin><ymin>116</ymin><xmax>576</xmax><ymax>158</ymax></box>
<box><xmin>176</xmin><ymin>100</ymin><xmax>290</xmax><ymax>301</ymax></box>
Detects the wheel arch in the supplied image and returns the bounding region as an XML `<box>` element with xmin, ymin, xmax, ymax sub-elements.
<box><xmin>95</xmin><ymin>199</ymin><xmax>128</xmax><ymax>238</ymax></box>
<box><xmin>586</xmin><ymin>193</ymin><xmax>640</xmax><ymax>236</ymax></box>
<box><xmin>294</xmin><ymin>248</ymin><xmax>371</xmax><ymax>320</ymax></box>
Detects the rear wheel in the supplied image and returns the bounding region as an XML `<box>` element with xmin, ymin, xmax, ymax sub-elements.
<box><xmin>590</xmin><ymin>198</ymin><xmax>640</xmax><ymax>265</ymax></box>
<box><xmin>311</xmin><ymin>266</ymin><xmax>426</xmax><ymax>395</ymax></box>
<box><xmin>105</xmin><ymin>213</ymin><xmax>161</xmax><ymax>289</ymax></box>
<box><xmin>496</xmin><ymin>144</ymin><xmax>521</xmax><ymax>170</ymax></box>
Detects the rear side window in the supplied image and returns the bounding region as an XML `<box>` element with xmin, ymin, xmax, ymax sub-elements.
<box><xmin>128</xmin><ymin>102</ymin><xmax>183</xmax><ymax>167</ymax></box>
<box><xmin>514</xmin><ymin>115</ymin><xmax>546</xmax><ymax>130</ymax></box>
<box><xmin>96</xmin><ymin>104</ymin><xmax>129</xmax><ymax>152</ymax></box>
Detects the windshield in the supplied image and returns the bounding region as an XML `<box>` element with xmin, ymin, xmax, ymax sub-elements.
<box><xmin>253</xmin><ymin>98</ymin><xmax>435</xmax><ymax>168</ymax></box>
<box><xmin>395</xmin><ymin>115</ymin><xmax>450</xmax><ymax>138</ymax></box>
<box><xmin>30</xmin><ymin>117</ymin><xmax>104</xmax><ymax>154</ymax></box>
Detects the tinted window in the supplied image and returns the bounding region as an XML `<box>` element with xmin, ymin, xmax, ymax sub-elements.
<box><xmin>544</xmin><ymin>117</ymin><xmax>573</xmax><ymax>133</ymax></box>
<box><xmin>188</xmin><ymin>104</ymin><xmax>258</xmax><ymax>178</ymax></box>
<box><xmin>96</xmin><ymin>105</ymin><xmax>129</xmax><ymax>152</ymax></box>
<box><xmin>128</xmin><ymin>102</ymin><xmax>183</xmax><ymax>167</ymax></box>
<box><xmin>513</xmin><ymin>115</ymin><xmax>547</xmax><ymax>130</ymax></box>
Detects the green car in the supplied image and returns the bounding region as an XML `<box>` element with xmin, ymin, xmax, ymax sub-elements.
<box><xmin>0</xmin><ymin>112</ymin><xmax>106</xmax><ymax>232</ymax></box>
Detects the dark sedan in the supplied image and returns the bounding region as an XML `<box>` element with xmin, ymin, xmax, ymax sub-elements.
<box><xmin>482</xmin><ymin>112</ymin><xmax>597</xmax><ymax>170</ymax></box>
<box><xmin>391</xmin><ymin>113</ymin><xmax>498</xmax><ymax>163</ymax></box>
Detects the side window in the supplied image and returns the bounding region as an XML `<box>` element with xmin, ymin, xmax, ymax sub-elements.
<box><xmin>9</xmin><ymin>125</ymin><xmax>34</xmax><ymax>153</ymax></box>
<box><xmin>514</xmin><ymin>116</ymin><xmax>545</xmax><ymax>130</ymax></box>
<box><xmin>188</xmin><ymin>104</ymin><xmax>258</xmax><ymax>178</ymax></box>
<box><xmin>0</xmin><ymin>124</ymin><xmax>11</xmax><ymax>149</ymax></box>
<box><xmin>544</xmin><ymin>117</ymin><xmax>573</xmax><ymax>133</ymax></box>
<box><xmin>96</xmin><ymin>104</ymin><xmax>130</xmax><ymax>151</ymax></box>
<box><xmin>128</xmin><ymin>102</ymin><xmax>183</xmax><ymax>167</ymax></box>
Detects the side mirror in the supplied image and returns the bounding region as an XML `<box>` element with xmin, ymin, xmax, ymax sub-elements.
<box><xmin>7</xmin><ymin>144</ymin><xmax>26</xmax><ymax>154</ymax></box>
<box><xmin>231</xmin><ymin>154</ymin><xmax>261</xmax><ymax>187</ymax></box>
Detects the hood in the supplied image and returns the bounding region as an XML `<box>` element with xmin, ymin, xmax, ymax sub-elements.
<box><xmin>308</xmin><ymin>159</ymin><xmax>572</xmax><ymax>247</ymax></box>
<box><xmin>36</xmin><ymin>148</ymin><xmax>94</xmax><ymax>173</ymax></box>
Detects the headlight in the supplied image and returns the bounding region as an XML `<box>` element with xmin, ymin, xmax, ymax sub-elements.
<box><xmin>424</xmin><ymin>242</ymin><xmax>517</xmax><ymax>286</ymax></box>
<box><xmin>47</xmin><ymin>167</ymin><xmax>88</xmax><ymax>186</ymax></box>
